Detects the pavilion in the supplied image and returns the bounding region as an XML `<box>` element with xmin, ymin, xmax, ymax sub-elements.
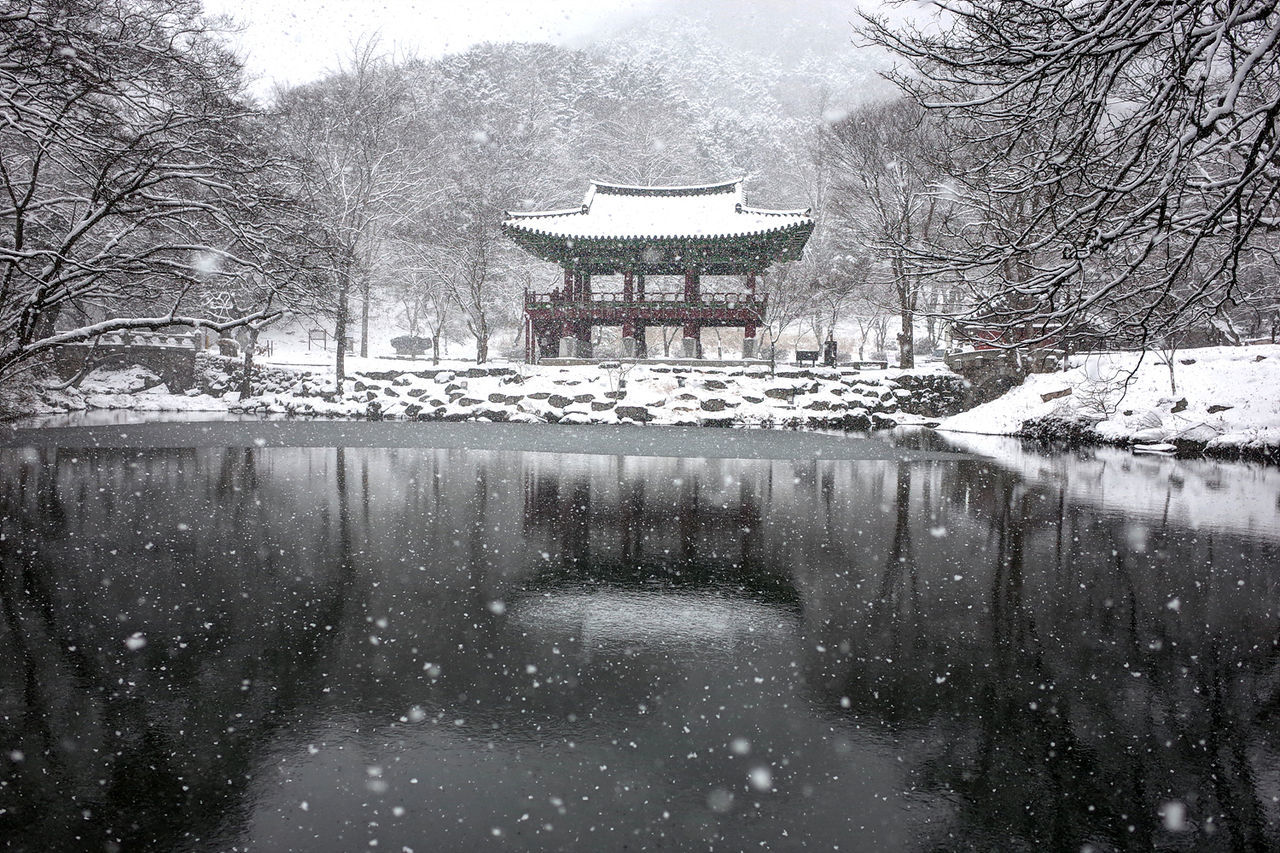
<box><xmin>502</xmin><ymin>179</ymin><xmax>814</xmax><ymax>362</ymax></box>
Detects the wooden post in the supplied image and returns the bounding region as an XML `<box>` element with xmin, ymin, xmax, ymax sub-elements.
<box><xmin>683</xmin><ymin>269</ymin><xmax>699</xmax><ymax>303</ymax></box>
<box><xmin>683</xmin><ymin>269</ymin><xmax>701</xmax><ymax>358</ymax></box>
<box><xmin>559</xmin><ymin>319</ymin><xmax>576</xmax><ymax>358</ymax></box>
<box><xmin>622</xmin><ymin>319</ymin><xmax>636</xmax><ymax>357</ymax></box>
<box><xmin>746</xmin><ymin>271</ymin><xmax>757</xmax><ymax>295</ymax></box>
<box><xmin>682</xmin><ymin>322</ymin><xmax>701</xmax><ymax>359</ymax></box>
<box><xmin>623</xmin><ymin>271</ymin><xmax>634</xmax><ymax>302</ymax></box>
<box><xmin>635</xmin><ymin>273</ymin><xmax>647</xmax><ymax>358</ymax></box>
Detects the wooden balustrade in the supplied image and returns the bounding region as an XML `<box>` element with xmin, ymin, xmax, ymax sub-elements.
<box><xmin>525</xmin><ymin>291</ymin><xmax>762</xmax><ymax>306</ymax></box>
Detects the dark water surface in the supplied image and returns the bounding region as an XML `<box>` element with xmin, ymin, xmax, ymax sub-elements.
<box><xmin>1</xmin><ymin>424</ymin><xmax>1277</xmax><ymax>852</ymax></box>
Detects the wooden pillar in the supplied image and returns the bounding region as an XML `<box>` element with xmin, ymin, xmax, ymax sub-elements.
<box><xmin>563</xmin><ymin>268</ymin><xmax>573</xmax><ymax>301</ymax></box>
<box><xmin>635</xmin><ymin>274</ymin><xmax>647</xmax><ymax>357</ymax></box>
<box><xmin>577</xmin><ymin>319</ymin><xmax>592</xmax><ymax>358</ymax></box>
<box><xmin>682</xmin><ymin>322</ymin><xmax>701</xmax><ymax>359</ymax></box>
<box><xmin>683</xmin><ymin>269</ymin><xmax>700</xmax><ymax>303</ymax></box>
<box><xmin>746</xmin><ymin>271</ymin><xmax>757</xmax><ymax>295</ymax></box>
<box><xmin>559</xmin><ymin>319</ymin><xmax>576</xmax><ymax>358</ymax></box>
<box><xmin>622</xmin><ymin>319</ymin><xmax>637</xmax><ymax>357</ymax></box>
<box><xmin>683</xmin><ymin>268</ymin><xmax>701</xmax><ymax>358</ymax></box>
<box><xmin>623</xmin><ymin>271</ymin><xmax>634</xmax><ymax>302</ymax></box>
<box><xmin>581</xmin><ymin>272</ymin><xmax>592</xmax><ymax>301</ymax></box>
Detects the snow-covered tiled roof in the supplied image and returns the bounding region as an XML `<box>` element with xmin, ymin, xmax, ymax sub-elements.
<box><xmin>503</xmin><ymin>179</ymin><xmax>813</xmax><ymax>241</ymax></box>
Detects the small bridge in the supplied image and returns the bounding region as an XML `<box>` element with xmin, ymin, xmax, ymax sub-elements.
<box><xmin>53</xmin><ymin>330</ymin><xmax>201</xmax><ymax>392</ymax></box>
<box><xmin>945</xmin><ymin>347</ymin><xmax>1063</xmax><ymax>404</ymax></box>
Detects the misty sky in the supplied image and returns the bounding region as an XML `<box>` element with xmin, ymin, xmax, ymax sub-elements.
<box><xmin>203</xmin><ymin>0</ymin><xmax>661</xmax><ymax>95</ymax></box>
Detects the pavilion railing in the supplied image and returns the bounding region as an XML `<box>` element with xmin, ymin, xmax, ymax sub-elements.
<box><xmin>525</xmin><ymin>291</ymin><xmax>765</xmax><ymax>308</ymax></box>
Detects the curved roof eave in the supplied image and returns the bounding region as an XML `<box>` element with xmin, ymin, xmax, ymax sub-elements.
<box><xmin>502</xmin><ymin>221</ymin><xmax>813</xmax><ymax>242</ymax></box>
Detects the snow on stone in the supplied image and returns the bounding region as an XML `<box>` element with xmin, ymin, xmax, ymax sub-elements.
<box><xmin>20</xmin><ymin>355</ymin><xmax>968</xmax><ymax>433</ymax></box>
<box><xmin>941</xmin><ymin>344</ymin><xmax>1280</xmax><ymax>452</ymax></box>
<box><xmin>80</xmin><ymin>365</ymin><xmax>162</xmax><ymax>394</ymax></box>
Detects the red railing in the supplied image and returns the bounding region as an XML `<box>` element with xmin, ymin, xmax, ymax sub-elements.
<box><xmin>525</xmin><ymin>291</ymin><xmax>764</xmax><ymax>307</ymax></box>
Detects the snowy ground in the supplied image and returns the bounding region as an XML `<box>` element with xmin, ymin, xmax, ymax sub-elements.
<box><xmin>940</xmin><ymin>344</ymin><xmax>1280</xmax><ymax>456</ymax></box>
<box><xmin>15</xmin><ymin>335</ymin><xmax>1279</xmax><ymax>460</ymax></box>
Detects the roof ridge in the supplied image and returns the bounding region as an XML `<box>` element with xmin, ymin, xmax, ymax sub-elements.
<box><xmin>504</xmin><ymin>206</ymin><xmax>586</xmax><ymax>219</ymax></box>
<box><xmin>737</xmin><ymin>203</ymin><xmax>813</xmax><ymax>217</ymax></box>
<box><xmin>589</xmin><ymin>178</ymin><xmax>743</xmax><ymax>198</ymax></box>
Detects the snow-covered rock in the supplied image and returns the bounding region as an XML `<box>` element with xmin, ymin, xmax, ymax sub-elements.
<box><xmin>940</xmin><ymin>344</ymin><xmax>1280</xmax><ymax>459</ymax></box>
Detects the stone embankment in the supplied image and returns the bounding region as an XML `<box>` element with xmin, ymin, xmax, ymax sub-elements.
<box><xmin>209</xmin><ymin>357</ymin><xmax>970</xmax><ymax>428</ymax></box>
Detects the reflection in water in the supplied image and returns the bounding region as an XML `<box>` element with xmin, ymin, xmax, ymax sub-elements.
<box><xmin>0</xmin><ymin>440</ymin><xmax>1277</xmax><ymax>852</ymax></box>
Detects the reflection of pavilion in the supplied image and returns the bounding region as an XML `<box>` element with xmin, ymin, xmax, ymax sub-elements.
<box><xmin>518</xmin><ymin>460</ymin><xmax>799</xmax><ymax>604</ymax></box>
<box><xmin>503</xmin><ymin>179</ymin><xmax>814</xmax><ymax>361</ymax></box>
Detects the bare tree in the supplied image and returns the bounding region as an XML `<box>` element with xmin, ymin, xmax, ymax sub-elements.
<box><xmin>860</xmin><ymin>0</ymin><xmax>1280</xmax><ymax>351</ymax></box>
<box><xmin>828</xmin><ymin>99</ymin><xmax>949</xmax><ymax>367</ymax></box>
<box><xmin>0</xmin><ymin>0</ymin><xmax>309</xmax><ymax>382</ymax></box>
<box><xmin>380</xmin><ymin>237</ymin><xmax>456</xmax><ymax>364</ymax></box>
<box><xmin>274</xmin><ymin>41</ymin><xmax>417</xmax><ymax>387</ymax></box>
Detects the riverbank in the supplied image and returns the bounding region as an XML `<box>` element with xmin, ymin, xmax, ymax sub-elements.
<box><xmin>14</xmin><ymin>354</ymin><xmax>970</xmax><ymax>430</ymax></box>
<box><xmin>939</xmin><ymin>344</ymin><xmax>1280</xmax><ymax>462</ymax></box>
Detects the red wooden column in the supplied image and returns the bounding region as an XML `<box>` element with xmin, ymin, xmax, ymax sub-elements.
<box><xmin>635</xmin><ymin>274</ymin><xmax>647</xmax><ymax>357</ymax></box>
<box><xmin>682</xmin><ymin>268</ymin><xmax>701</xmax><ymax>358</ymax></box>
<box><xmin>622</xmin><ymin>271</ymin><xmax>637</xmax><ymax>356</ymax></box>
<box><xmin>563</xmin><ymin>268</ymin><xmax>573</xmax><ymax>301</ymax></box>
<box><xmin>622</xmin><ymin>319</ymin><xmax>636</xmax><ymax>357</ymax></box>
<box><xmin>577</xmin><ymin>273</ymin><xmax>593</xmax><ymax>357</ymax></box>
<box><xmin>559</xmin><ymin>319</ymin><xmax>576</xmax><ymax>358</ymax></box>
<box><xmin>683</xmin><ymin>269</ymin><xmax>700</xmax><ymax>302</ymax></box>
<box><xmin>743</xmin><ymin>271</ymin><xmax>759</xmax><ymax>358</ymax></box>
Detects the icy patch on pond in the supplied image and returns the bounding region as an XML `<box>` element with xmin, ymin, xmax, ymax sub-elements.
<box><xmin>508</xmin><ymin>589</ymin><xmax>798</xmax><ymax>655</ymax></box>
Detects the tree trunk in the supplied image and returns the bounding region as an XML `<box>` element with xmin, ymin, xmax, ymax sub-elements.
<box><xmin>359</xmin><ymin>277</ymin><xmax>370</xmax><ymax>357</ymax></box>
<box><xmin>335</xmin><ymin>283</ymin><xmax>348</xmax><ymax>392</ymax></box>
<box><xmin>474</xmin><ymin>314</ymin><xmax>488</xmax><ymax>364</ymax></box>
<box><xmin>898</xmin><ymin>307</ymin><xmax>915</xmax><ymax>369</ymax></box>
<box><xmin>34</xmin><ymin>303</ymin><xmax>61</xmax><ymax>341</ymax></box>
<box><xmin>432</xmin><ymin>335</ymin><xmax>440</xmax><ymax>365</ymax></box>
<box><xmin>240</xmin><ymin>326</ymin><xmax>260</xmax><ymax>398</ymax></box>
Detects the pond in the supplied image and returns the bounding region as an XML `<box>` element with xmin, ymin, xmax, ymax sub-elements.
<box><xmin>1</xmin><ymin>423</ymin><xmax>1277</xmax><ymax>852</ymax></box>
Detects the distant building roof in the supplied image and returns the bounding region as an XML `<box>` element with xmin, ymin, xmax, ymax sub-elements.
<box><xmin>504</xmin><ymin>179</ymin><xmax>812</xmax><ymax>241</ymax></box>
<box><xmin>502</xmin><ymin>179</ymin><xmax>814</xmax><ymax>274</ymax></box>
